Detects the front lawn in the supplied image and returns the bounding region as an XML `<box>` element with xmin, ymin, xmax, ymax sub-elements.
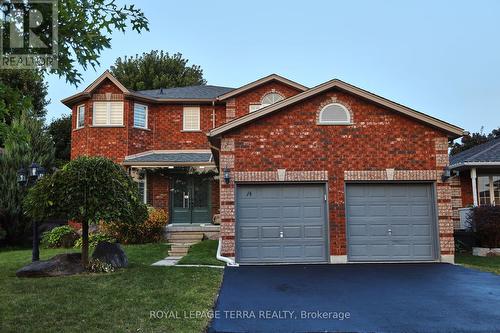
<box><xmin>177</xmin><ymin>240</ymin><xmax>224</xmax><ymax>266</ymax></box>
<box><xmin>0</xmin><ymin>243</ymin><xmax>223</xmax><ymax>333</ymax></box>
<box><xmin>455</xmin><ymin>253</ymin><xmax>500</xmax><ymax>275</ymax></box>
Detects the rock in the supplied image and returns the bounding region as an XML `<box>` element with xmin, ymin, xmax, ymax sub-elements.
<box><xmin>16</xmin><ymin>253</ymin><xmax>84</xmax><ymax>278</ymax></box>
<box><xmin>92</xmin><ymin>241</ymin><xmax>128</xmax><ymax>268</ymax></box>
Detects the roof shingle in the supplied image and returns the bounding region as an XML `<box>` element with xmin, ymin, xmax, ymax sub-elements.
<box><xmin>135</xmin><ymin>85</ymin><xmax>234</xmax><ymax>100</ymax></box>
<box><xmin>449</xmin><ymin>137</ymin><xmax>500</xmax><ymax>167</ymax></box>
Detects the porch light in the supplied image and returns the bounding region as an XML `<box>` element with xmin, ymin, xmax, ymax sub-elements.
<box><xmin>223</xmin><ymin>166</ymin><xmax>231</xmax><ymax>184</ymax></box>
<box><xmin>441</xmin><ymin>166</ymin><xmax>451</xmax><ymax>182</ymax></box>
<box><xmin>17</xmin><ymin>167</ymin><xmax>27</xmax><ymax>184</ymax></box>
<box><xmin>29</xmin><ymin>162</ymin><xmax>40</xmax><ymax>178</ymax></box>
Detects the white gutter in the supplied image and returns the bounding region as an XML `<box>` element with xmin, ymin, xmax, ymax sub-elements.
<box><xmin>216</xmin><ymin>237</ymin><xmax>239</xmax><ymax>267</ymax></box>
<box><xmin>449</xmin><ymin>161</ymin><xmax>500</xmax><ymax>169</ymax></box>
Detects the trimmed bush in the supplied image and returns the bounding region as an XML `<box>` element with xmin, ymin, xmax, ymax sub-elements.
<box><xmin>100</xmin><ymin>207</ymin><xmax>168</xmax><ymax>244</ymax></box>
<box><xmin>471</xmin><ymin>205</ymin><xmax>500</xmax><ymax>248</ymax></box>
<box><xmin>74</xmin><ymin>233</ymin><xmax>115</xmax><ymax>249</ymax></box>
<box><xmin>41</xmin><ymin>225</ymin><xmax>79</xmax><ymax>248</ymax></box>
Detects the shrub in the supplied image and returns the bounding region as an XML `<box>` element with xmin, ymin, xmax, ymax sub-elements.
<box><xmin>100</xmin><ymin>207</ymin><xmax>168</xmax><ymax>244</ymax></box>
<box><xmin>41</xmin><ymin>225</ymin><xmax>79</xmax><ymax>248</ymax></box>
<box><xmin>86</xmin><ymin>258</ymin><xmax>115</xmax><ymax>273</ymax></box>
<box><xmin>470</xmin><ymin>205</ymin><xmax>500</xmax><ymax>248</ymax></box>
<box><xmin>74</xmin><ymin>233</ymin><xmax>115</xmax><ymax>249</ymax></box>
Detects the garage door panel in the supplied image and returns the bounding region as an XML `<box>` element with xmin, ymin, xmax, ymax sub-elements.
<box><xmin>304</xmin><ymin>225</ymin><xmax>324</xmax><ymax>238</ymax></box>
<box><xmin>237</xmin><ymin>184</ymin><xmax>328</xmax><ymax>264</ymax></box>
<box><xmin>304</xmin><ymin>206</ymin><xmax>322</xmax><ymax>218</ymax></box>
<box><xmin>283</xmin><ymin>226</ymin><xmax>301</xmax><ymax>238</ymax></box>
<box><xmin>346</xmin><ymin>184</ymin><xmax>436</xmax><ymax>262</ymax></box>
<box><xmin>261</xmin><ymin>226</ymin><xmax>280</xmax><ymax>238</ymax></box>
<box><xmin>239</xmin><ymin>226</ymin><xmax>259</xmax><ymax>240</ymax></box>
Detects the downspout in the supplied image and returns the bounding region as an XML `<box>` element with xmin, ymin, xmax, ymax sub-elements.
<box><xmin>216</xmin><ymin>237</ymin><xmax>239</xmax><ymax>266</ymax></box>
<box><xmin>212</xmin><ymin>100</ymin><xmax>216</xmax><ymax>128</ymax></box>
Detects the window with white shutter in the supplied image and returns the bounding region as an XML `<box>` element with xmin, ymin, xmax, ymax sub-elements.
<box><xmin>249</xmin><ymin>104</ymin><xmax>261</xmax><ymax>113</ymax></box>
<box><xmin>93</xmin><ymin>101</ymin><xmax>124</xmax><ymax>126</ymax></box>
<box><xmin>318</xmin><ymin>103</ymin><xmax>351</xmax><ymax>125</ymax></box>
<box><xmin>134</xmin><ymin>103</ymin><xmax>148</xmax><ymax>128</ymax></box>
<box><xmin>183</xmin><ymin>106</ymin><xmax>200</xmax><ymax>131</ymax></box>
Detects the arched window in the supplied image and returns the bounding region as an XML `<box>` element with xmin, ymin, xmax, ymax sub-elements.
<box><xmin>318</xmin><ymin>103</ymin><xmax>351</xmax><ymax>125</ymax></box>
<box><xmin>261</xmin><ymin>92</ymin><xmax>284</xmax><ymax>107</ymax></box>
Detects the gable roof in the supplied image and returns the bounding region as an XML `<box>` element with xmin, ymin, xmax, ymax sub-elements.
<box><xmin>61</xmin><ymin>70</ymin><xmax>129</xmax><ymax>106</ymax></box>
<box><xmin>209</xmin><ymin>78</ymin><xmax>464</xmax><ymax>139</ymax></box>
<box><xmin>216</xmin><ymin>74</ymin><xmax>308</xmax><ymax>100</ymax></box>
<box><xmin>135</xmin><ymin>85</ymin><xmax>234</xmax><ymax>100</ymax></box>
<box><xmin>449</xmin><ymin>137</ymin><xmax>500</xmax><ymax>169</ymax></box>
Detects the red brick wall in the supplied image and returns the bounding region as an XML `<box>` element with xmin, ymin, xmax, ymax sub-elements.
<box><xmin>147</xmin><ymin>172</ymin><xmax>170</xmax><ymax>210</ymax></box>
<box><xmin>225</xmin><ymin>81</ymin><xmax>303</xmax><ymax>121</ymax></box>
<box><xmin>218</xmin><ymin>87</ymin><xmax>453</xmax><ymax>259</ymax></box>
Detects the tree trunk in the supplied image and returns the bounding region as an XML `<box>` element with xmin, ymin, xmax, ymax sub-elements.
<box><xmin>81</xmin><ymin>220</ymin><xmax>89</xmax><ymax>267</ymax></box>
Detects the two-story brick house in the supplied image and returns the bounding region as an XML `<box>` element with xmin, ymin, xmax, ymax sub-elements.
<box><xmin>63</xmin><ymin>71</ymin><xmax>464</xmax><ymax>264</ymax></box>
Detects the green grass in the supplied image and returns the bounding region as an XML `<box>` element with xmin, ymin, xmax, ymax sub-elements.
<box><xmin>177</xmin><ymin>240</ymin><xmax>224</xmax><ymax>266</ymax></box>
<box><xmin>0</xmin><ymin>243</ymin><xmax>223</xmax><ymax>333</ymax></box>
<box><xmin>456</xmin><ymin>253</ymin><xmax>500</xmax><ymax>275</ymax></box>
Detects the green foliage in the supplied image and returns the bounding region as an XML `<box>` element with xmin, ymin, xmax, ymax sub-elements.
<box><xmin>24</xmin><ymin>156</ymin><xmax>148</xmax><ymax>225</ymax></box>
<box><xmin>101</xmin><ymin>207</ymin><xmax>167</xmax><ymax>244</ymax></box>
<box><xmin>470</xmin><ymin>206</ymin><xmax>500</xmax><ymax>248</ymax></box>
<box><xmin>450</xmin><ymin>127</ymin><xmax>500</xmax><ymax>155</ymax></box>
<box><xmin>0</xmin><ymin>113</ymin><xmax>55</xmax><ymax>244</ymax></box>
<box><xmin>110</xmin><ymin>51</ymin><xmax>206</xmax><ymax>90</ymax></box>
<box><xmin>54</xmin><ymin>0</ymin><xmax>149</xmax><ymax>85</ymax></box>
<box><xmin>0</xmin><ymin>1</ymin><xmax>149</xmax><ymax>86</ymax></box>
<box><xmin>74</xmin><ymin>233</ymin><xmax>115</xmax><ymax>249</ymax></box>
<box><xmin>23</xmin><ymin>156</ymin><xmax>148</xmax><ymax>264</ymax></box>
<box><xmin>0</xmin><ymin>69</ymin><xmax>49</xmax><ymax>147</ymax></box>
<box><xmin>86</xmin><ymin>258</ymin><xmax>115</xmax><ymax>273</ymax></box>
<box><xmin>47</xmin><ymin>114</ymin><xmax>72</xmax><ymax>165</ymax></box>
<box><xmin>41</xmin><ymin>225</ymin><xmax>78</xmax><ymax>248</ymax></box>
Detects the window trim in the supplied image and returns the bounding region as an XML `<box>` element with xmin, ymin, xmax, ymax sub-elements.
<box><xmin>477</xmin><ymin>175</ymin><xmax>500</xmax><ymax>206</ymax></box>
<box><xmin>318</xmin><ymin>103</ymin><xmax>352</xmax><ymax>125</ymax></box>
<box><xmin>182</xmin><ymin>106</ymin><xmax>201</xmax><ymax>131</ymax></box>
<box><xmin>133</xmin><ymin>103</ymin><xmax>148</xmax><ymax>129</ymax></box>
<box><xmin>249</xmin><ymin>104</ymin><xmax>262</xmax><ymax>113</ymax></box>
<box><xmin>76</xmin><ymin>104</ymin><xmax>85</xmax><ymax>129</ymax></box>
<box><xmin>92</xmin><ymin>101</ymin><xmax>124</xmax><ymax>127</ymax></box>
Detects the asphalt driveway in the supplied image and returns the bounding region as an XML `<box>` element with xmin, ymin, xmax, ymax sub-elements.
<box><xmin>209</xmin><ymin>263</ymin><xmax>500</xmax><ymax>333</ymax></box>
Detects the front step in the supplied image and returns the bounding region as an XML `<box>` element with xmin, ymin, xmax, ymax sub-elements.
<box><xmin>167</xmin><ymin>234</ymin><xmax>203</xmax><ymax>256</ymax></box>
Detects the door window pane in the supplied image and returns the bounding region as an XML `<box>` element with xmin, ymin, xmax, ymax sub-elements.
<box><xmin>193</xmin><ymin>177</ymin><xmax>210</xmax><ymax>208</ymax></box>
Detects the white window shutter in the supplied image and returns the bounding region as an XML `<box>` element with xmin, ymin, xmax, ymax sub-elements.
<box><xmin>93</xmin><ymin>102</ymin><xmax>108</xmax><ymax>125</ymax></box>
<box><xmin>183</xmin><ymin>106</ymin><xmax>200</xmax><ymax>131</ymax></box>
<box><xmin>109</xmin><ymin>102</ymin><xmax>124</xmax><ymax>125</ymax></box>
<box><xmin>134</xmin><ymin>104</ymin><xmax>147</xmax><ymax>128</ymax></box>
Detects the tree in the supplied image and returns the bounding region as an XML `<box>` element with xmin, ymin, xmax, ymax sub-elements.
<box><xmin>1</xmin><ymin>0</ymin><xmax>149</xmax><ymax>86</ymax></box>
<box><xmin>0</xmin><ymin>113</ymin><xmax>55</xmax><ymax>244</ymax></box>
<box><xmin>0</xmin><ymin>70</ymin><xmax>49</xmax><ymax>146</ymax></box>
<box><xmin>24</xmin><ymin>156</ymin><xmax>148</xmax><ymax>265</ymax></box>
<box><xmin>450</xmin><ymin>126</ymin><xmax>500</xmax><ymax>155</ymax></box>
<box><xmin>110</xmin><ymin>51</ymin><xmax>206</xmax><ymax>90</ymax></box>
<box><xmin>48</xmin><ymin>114</ymin><xmax>72</xmax><ymax>165</ymax></box>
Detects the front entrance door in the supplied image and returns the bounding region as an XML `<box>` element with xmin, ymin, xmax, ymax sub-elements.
<box><xmin>171</xmin><ymin>176</ymin><xmax>211</xmax><ymax>224</ymax></box>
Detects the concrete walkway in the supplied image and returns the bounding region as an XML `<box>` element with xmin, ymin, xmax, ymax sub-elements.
<box><xmin>151</xmin><ymin>256</ymin><xmax>182</xmax><ymax>266</ymax></box>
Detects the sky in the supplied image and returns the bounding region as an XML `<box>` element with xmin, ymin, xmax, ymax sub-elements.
<box><xmin>46</xmin><ymin>0</ymin><xmax>500</xmax><ymax>134</ymax></box>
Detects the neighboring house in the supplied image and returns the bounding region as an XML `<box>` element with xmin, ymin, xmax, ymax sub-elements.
<box><xmin>448</xmin><ymin>138</ymin><xmax>500</xmax><ymax>228</ymax></box>
<box><xmin>63</xmin><ymin>70</ymin><xmax>465</xmax><ymax>264</ymax></box>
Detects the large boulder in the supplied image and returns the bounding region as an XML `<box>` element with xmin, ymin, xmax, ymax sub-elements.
<box><xmin>16</xmin><ymin>253</ymin><xmax>84</xmax><ymax>278</ymax></box>
<box><xmin>92</xmin><ymin>241</ymin><xmax>128</xmax><ymax>268</ymax></box>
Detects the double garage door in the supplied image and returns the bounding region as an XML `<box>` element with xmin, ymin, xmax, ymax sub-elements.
<box><xmin>236</xmin><ymin>183</ymin><xmax>437</xmax><ymax>264</ymax></box>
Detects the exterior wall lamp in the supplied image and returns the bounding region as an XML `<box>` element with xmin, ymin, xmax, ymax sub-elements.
<box><xmin>223</xmin><ymin>166</ymin><xmax>231</xmax><ymax>184</ymax></box>
<box><xmin>441</xmin><ymin>166</ymin><xmax>451</xmax><ymax>182</ymax></box>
